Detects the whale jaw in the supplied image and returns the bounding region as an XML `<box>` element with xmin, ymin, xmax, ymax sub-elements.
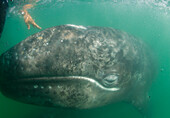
<box><xmin>0</xmin><ymin>76</ymin><xmax>120</xmax><ymax>108</ymax></box>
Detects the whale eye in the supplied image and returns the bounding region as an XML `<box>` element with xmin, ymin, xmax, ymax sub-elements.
<box><xmin>102</xmin><ymin>74</ymin><xmax>119</xmax><ymax>87</ymax></box>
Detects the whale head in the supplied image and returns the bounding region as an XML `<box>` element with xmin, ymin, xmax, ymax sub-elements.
<box><xmin>0</xmin><ymin>25</ymin><xmax>155</xmax><ymax>111</ymax></box>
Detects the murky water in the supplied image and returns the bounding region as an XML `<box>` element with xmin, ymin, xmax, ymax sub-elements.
<box><xmin>0</xmin><ymin>0</ymin><xmax>170</xmax><ymax>118</ymax></box>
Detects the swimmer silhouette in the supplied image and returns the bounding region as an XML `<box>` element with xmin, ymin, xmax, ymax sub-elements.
<box><xmin>21</xmin><ymin>4</ymin><xmax>41</xmax><ymax>30</ymax></box>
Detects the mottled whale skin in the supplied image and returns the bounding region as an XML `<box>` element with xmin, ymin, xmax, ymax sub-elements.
<box><xmin>0</xmin><ymin>24</ymin><xmax>155</xmax><ymax>112</ymax></box>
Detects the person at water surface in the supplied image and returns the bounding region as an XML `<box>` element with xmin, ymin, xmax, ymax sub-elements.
<box><xmin>21</xmin><ymin>4</ymin><xmax>42</xmax><ymax>30</ymax></box>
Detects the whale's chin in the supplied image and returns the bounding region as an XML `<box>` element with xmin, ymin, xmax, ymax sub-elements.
<box><xmin>0</xmin><ymin>76</ymin><xmax>120</xmax><ymax>108</ymax></box>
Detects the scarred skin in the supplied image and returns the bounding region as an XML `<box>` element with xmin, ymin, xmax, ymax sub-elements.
<box><xmin>21</xmin><ymin>4</ymin><xmax>41</xmax><ymax>30</ymax></box>
<box><xmin>0</xmin><ymin>25</ymin><xmax>156</xmax><ymax>117</ymax></box>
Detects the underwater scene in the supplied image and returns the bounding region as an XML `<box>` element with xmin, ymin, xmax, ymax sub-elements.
<box><xmin>0</xmin><ymin>0</ymin><xmax>170</xmax><ymax>118</ymax></box>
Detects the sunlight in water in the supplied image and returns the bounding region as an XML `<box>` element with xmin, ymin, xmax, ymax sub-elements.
<box><xmin>6</xmin><ymin>0</ymin><xmax>170</xmax><ymax>16</ymax></box>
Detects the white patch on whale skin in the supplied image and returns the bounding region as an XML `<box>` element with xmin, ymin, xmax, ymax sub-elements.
<box><xmin>48</xmin><ymin>86</ymin><xmax>52</xmax><ymax>89</ymax></box>
<box><xmin>66</xmin><ymin>24</ymin><xmax>87</xmax><ymax>30</ymax></box>
<box><xmin>34</xmin><ymin>85</ymin><xmax>38</xmax><ymax>89</ymax></box>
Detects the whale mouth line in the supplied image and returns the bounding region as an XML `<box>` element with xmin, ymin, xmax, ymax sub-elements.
<box><xmin>3</xmin><ymin>76</ymin><xmax>120</xmax><ymax>92</ymax></box>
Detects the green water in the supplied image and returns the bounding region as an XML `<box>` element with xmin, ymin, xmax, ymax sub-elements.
<box><xmin>0</xmin><ymin>0</ymin><xmax>170</xmax><ymax>118</ymax></box>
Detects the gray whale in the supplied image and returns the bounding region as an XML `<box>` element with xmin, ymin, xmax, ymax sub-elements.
<box><xmin>0</xmin><ymin>24</ymin><xmax>155</xmax><ymax>114</ymax></box>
